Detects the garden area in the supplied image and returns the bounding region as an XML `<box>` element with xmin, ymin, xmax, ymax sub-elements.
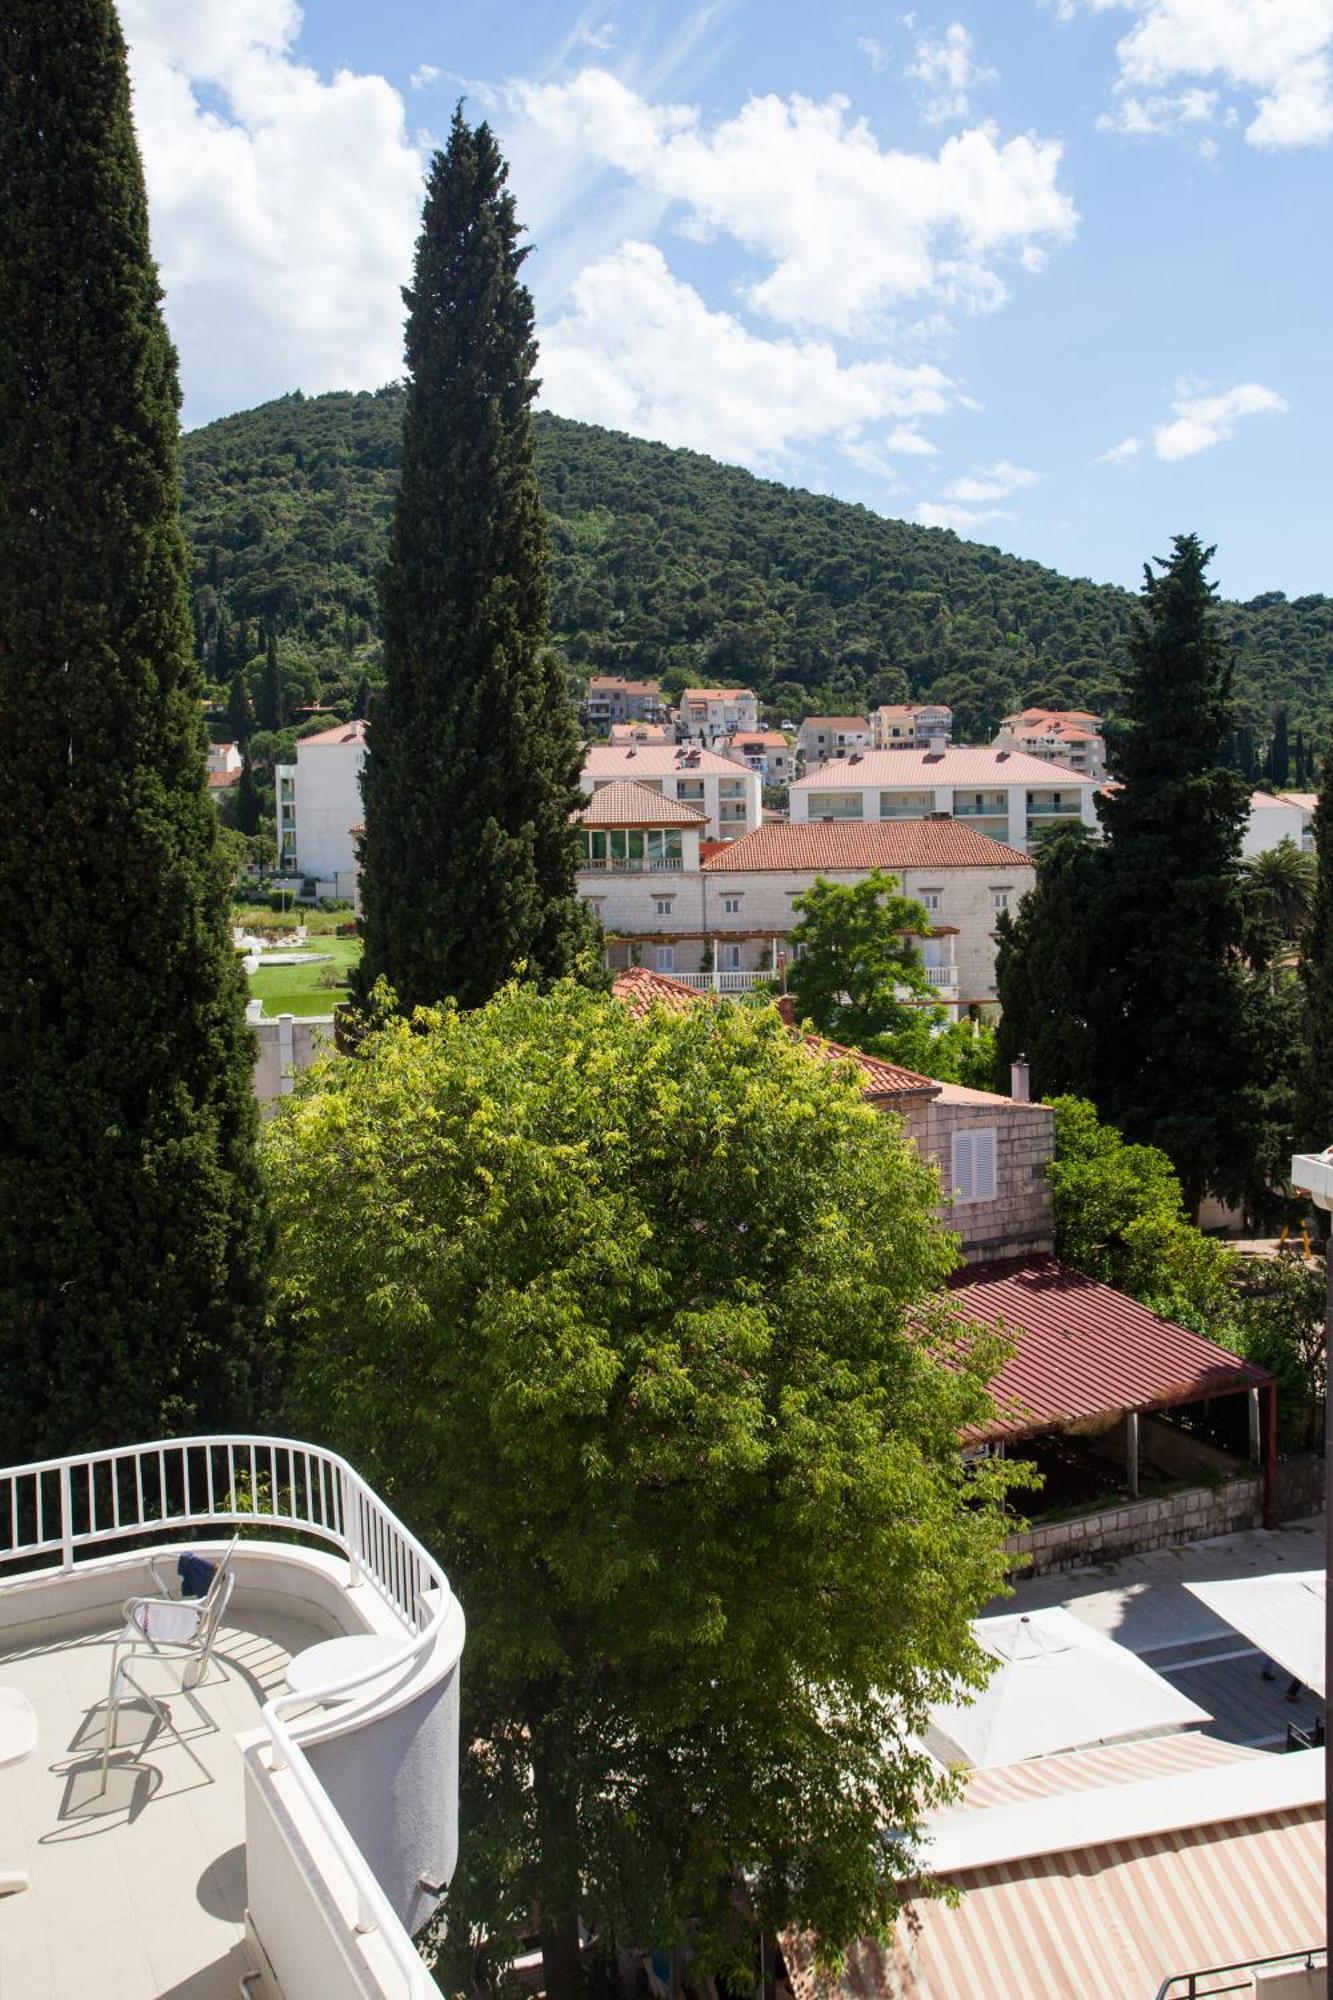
<box><xmin>245</xmin><ymin>936</ymin><xmax>361</xmax><ymax>1017</ymax></box>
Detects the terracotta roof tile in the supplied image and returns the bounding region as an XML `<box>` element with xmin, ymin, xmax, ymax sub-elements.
<box><xmin>298</xmin><ymin>719</ymin><xmax>367</xmax><ymax>748</ymax></box>
<box><xmin>576</xmin><ymin>781</ymin><xmax>707</xmax><ymax>827</ymax></box>
<box><xmin>702</xmin><ymin>821</ymin><xmax>1032</xmax><ymax>870</ymax></box>
<box><xmin>792</xmin><ymin>746</ymin><xmax>1096</xmax><ymax>789</ymax></box>
<box><xmin>584</xmin><ymin>745</ymin><xmax>743</xmax><ymax>777</ymax></box>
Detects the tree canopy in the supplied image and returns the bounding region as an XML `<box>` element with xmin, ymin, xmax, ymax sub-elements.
<box><xmin>265</xmin><ymin>981</ymin><xmax>1023</xmax><ymax>1996</ymax></box>
<box><xmin>785</xmin><ymin>871</ymin><xmax>934</xmax><ymax>1045</ymax></box>
<box><xmin>178</xmin><ymin>388</ymin><xmax>1333</xmax><ymax>756</ymax></box>
<box><xmin>0</xmin><ymin>0</ymin><xmax>270</xmax><ymax>1457</ymax></box>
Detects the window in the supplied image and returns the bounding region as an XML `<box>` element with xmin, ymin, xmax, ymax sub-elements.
<box><xmin>654</xmin><ymin>899</ymin><xmax>674</xmax><ymax>917</ymax></box>
<box><xmin>992</xmin><ymin>888</ymin><xmax>1011</xmax><ymax>911</ymax></box>
<box><xmin>655</xmin><ymin>946</ymin><xmax>675</xmax><ymax>972</ymax></box>
<box><xmin>719</xmin><ymin>943</ymin><xmax>742</xmax><ymax>972</ymax></box>
<box><xmin>952</xmin><ymin>1128</ymin><xmax>997</xmax><ymax>1204</ymax></box>
<box><xmin>807</xmin><ymin>791</ymin><xmax>864</xmax><ymax>820</ymax></box>
<box><xmin>722</xmin><ymin>895</ymin><xmax>741</xmax><ymax>915</ymax></box>
<box><xmin>677</xmin><ymin>780</ymin><xmax>705</xmax><ymax>802</ymax></box>
<box><xmin>920</xmin><ymin>889</ymin><xmax>942</xmax><ymax>912</ymax></box>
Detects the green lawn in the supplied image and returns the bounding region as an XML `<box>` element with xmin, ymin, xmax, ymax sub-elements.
<box><xmin>247</xmin><ymin>937</ymin><xmax>361</xmax><ymax>1017</ymax></box>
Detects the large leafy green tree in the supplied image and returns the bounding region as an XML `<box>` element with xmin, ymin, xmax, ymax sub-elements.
<box><xmin>0</xmin><ymin>0</ymin><xmax>270</xmax><ymax>1457</ymax></box>
<box><xmin>784</xmin><ymin>871</ymin><xmax>935</xmax><ymax>1046</ymax></box>
<box><xmin>353</xmin><ymin>112</ymin><xmax>597</xmax><ymax>1013</ymax></box>
<box><xmin>266</xmin><ymin>983</ymin><xmax>1023</xmax><ymax>1999</ymax></box>
<box><xmin>1096</xmin><ymin>536</ymin><xmax>1278</xmax><ymax>1215</ymax></box>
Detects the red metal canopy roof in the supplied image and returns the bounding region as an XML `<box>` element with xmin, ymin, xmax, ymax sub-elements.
<box><xmin>950</xmin><ymin>1256</ymin><xmax>1269</xmax><ymax>1442</ymax></box>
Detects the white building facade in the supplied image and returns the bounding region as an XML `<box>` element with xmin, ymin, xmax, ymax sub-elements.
<box><xmin>282</xmin><ymin>719</ymin><xmax>367</xmax><ymax>896</ymax></box>
<box><xmin>870</xmin><ymin>703</ymin><xmax>954</xmax><ymax>750</ymax></box>
<box><xmin>789</xmin><ymin>746</ymin><xmax>1099</xmax><ymax>852</ymax></box>
<box><xmin>1243</xmin><ymin>789</ymin><xmax>1314</xmax><ymax>857</ymax></box>
<box><xmin>796</xmin><ymin>717</ymin><xmax>872</xmax><ymax>766</ymax></box>
<box><xmin>996</xmin><ymin>706</ymin><xmax>1108</xmax><ymax>781</ymax></box>
<box><xmin>676</xmin><ymin>688</ymin><xmax>761</xmax><ymax>742</ymax></box>
<box><xmin>720</xmin><ymin>730</ymin><xmax>795</xmax><ymax>782</ymax></box>
<box><xmin>581</xmin><ymin>743</ymin><xmax>761</xmax><ymax>841</ymax></box>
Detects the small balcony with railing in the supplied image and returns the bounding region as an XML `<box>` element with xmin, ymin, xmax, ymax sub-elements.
<box><xmin>0</xmin><ymin>1435</ymin><xmax>463</xmax><ymax>2000</ymax></box>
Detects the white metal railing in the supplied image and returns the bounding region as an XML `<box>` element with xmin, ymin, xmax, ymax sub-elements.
<box><xmin>924</xmin><ymin>966</ymin><xmax>959</xmax><ymax>987</ymax></box>
<box><xmin>668</xmin><ymin>970</ymin><xmax>766</xmax><ymax>991</ymax></box>
<box><xmin>0</xmin><ymin>1434</ymin><xmax>457</xmax><ymax>1997</ymax></box>
<box><xmin>580</xmin><ymin>857</ymin><xmax>684</xmax><ymax>872</ymax></box>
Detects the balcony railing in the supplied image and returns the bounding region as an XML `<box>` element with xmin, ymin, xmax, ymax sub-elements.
<box><xmin>924</xmin><ymin>965</ymin><xmax>959</xmax><ymax>988</ymax></box>
<box><xmin>1026</xmin><ymin>800</ymin><xmax>1081</xmax><ymax>816</ymax></box>
<box><xmin>0</xmin><ymin>1433</ymin><xmax>459</xmax><ymax>1998</ymax></box>
<box><xmin>669</xmin><ymin>970</ymin><xmax>766</xmax><ymax>992</ymax></box>
<box><xmin>581</xmin><ymin>856</ymin><xmax>684</xmax><ymax>872</ymax></box>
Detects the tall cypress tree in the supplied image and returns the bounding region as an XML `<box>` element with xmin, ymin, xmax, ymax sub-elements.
<box><xmin>0</xmin><ymin>0</ymin><xmax>269</xmax><ymax>1458</ymax></box>
<box><xmin>353</xmin><ymin>110</ymin><xmax>598</xmax><ymax>1013</ymax></box>
<box><xmin>1096</xmin><ymin>536</ymin><xmax>1273</xmax><ymax>1214</ymax></box>
<box><xmin>235</xmin><ymin>749</ymin><xmax>261</xmax><ymax>838</ymax></box>
<box><xmin>993</xmin><ymin>823</ymin><xmax>1106</xmax><ymax>1101</ymax></box>
<box><xmin>1300</xmin><ymin>732</ymin><xmax>1333</xmax><ymax>1152</ymax></box>
<box><xmin>1268</xmin><ymin>707</ymin><xmax>1290</xmax><ymax>789</ymax></box>
<box><xmin>258</xmin><ymin>625</ymin><xmax>284</xmax><ymax>733</ymax></box>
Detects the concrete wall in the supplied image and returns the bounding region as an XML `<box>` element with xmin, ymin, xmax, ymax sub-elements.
<box><xmin>790</xmin><ymin>772</ymin><xmax>1099</xmax><ymax>849</ymax></box>
<box><xmin>295</xmin><ymin>737</ymin><xmax>365</xmax><ymax>889</ymax></box>
<box><xmin>253</xmin><ymin>1014</ymin><xmax>335</xmax><ymax>1107</ymax></box>
<box><xmin>902</xmin><ymin>1088</ymin><xmax>1055</xmax><ymax>1264</ymax></box>
<box><xmin>1243</xmin><ymin>797</ymin><xmax>1308</xmax><ymax>858</ymax></box>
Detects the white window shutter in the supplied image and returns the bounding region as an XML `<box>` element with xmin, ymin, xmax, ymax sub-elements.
<box><xmin>976</xmin><ymin>1128</ymin><xmax>997</xmax><ymax>1201</ymax></box>
<box><xmin>952</xmin><ymin>1132</ymin><xmax>974</xmax><ymax>1202</ymax></box>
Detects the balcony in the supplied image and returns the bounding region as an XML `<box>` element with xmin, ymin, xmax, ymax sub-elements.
<box><xmin>1025</xmin><ymin>800</ymin><xmax>1081</xmax><ymax>817</ymax></box>
<box><xmin>579</xmin><ymin>857</ymin><xmax>684</xmax><ymax>873</ymax></box>
<box><xmin>924</xmin><ymin>965</ymin><xmax>959</xmax><ymax>990</ymax></box>
<box><xmin>668</xmin><ymin>971</ymin><xmax>766</xmax><ymax>992</ymax></box>
<box><xmin>0</xmin><ymin>1435</ymin><xmax>463</xmax><ymax>2000</ymax></box>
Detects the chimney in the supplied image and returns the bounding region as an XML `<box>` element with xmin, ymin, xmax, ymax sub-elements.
<box><xmin>928</xmin><ymin>734</ymin><xmax>947</xmax><ymax>754</ymax></box>
<box><xmin>774</xmin><ymin>994</ymin><xmax>796</xmax><ymax>1026</ymax></box>
<box><xmin>1010</xmin><ymin>1057</ymin><xmax>1030</xmax><ymax>1103</ymax></box>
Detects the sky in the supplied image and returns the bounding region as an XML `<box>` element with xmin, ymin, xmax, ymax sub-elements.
<box><xmin>118</xmin><ymin>0</ymin><xmax>1332</xmax><ymax>601</ymax></box>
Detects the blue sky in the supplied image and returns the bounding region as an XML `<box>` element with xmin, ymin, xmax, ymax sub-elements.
<box><xmin>119</xmin><ymin>0</ymin><xmax>1331</xmax><ymax>600</ymax></box>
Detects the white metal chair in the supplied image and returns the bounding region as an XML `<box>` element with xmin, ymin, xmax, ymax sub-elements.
<box><xmin>115</xmin><ymin>1533</ymin><xmax>238</xmax><ymax>1690</ymax></box>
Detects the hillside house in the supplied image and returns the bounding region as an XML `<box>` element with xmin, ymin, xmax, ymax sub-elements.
<box><xmin>996</xmin><ymin>706</ymin><xmax>1108</xmax><ymax>781</ymax></box>
<box><xmin>584</xmin><ymin>675</ymin><xmax>665</xmax><ymax>731</ymax></box>
<box><xmin>870</xmin><ymin>702</ymin><xmax>954</xmax><ymax>750</ymax></box>
<box><xmin>790</xmin><ymin>746</ymin><xmax>1099</xmax><ymax>852</ymax></box>
<box><xmin>676</xmin><ymin>687</ymin><xmax>760</xmax><ymax>742</ymax></box>
<box><xmin>720</xmin><ymin>730</ymin><xmax>794</xmax><ymax>782</ymax></box>
<box><xmin>796</xmin><ymin>716</ymin><xmax>871</xmax><ymax>766</ymax></box>
<box><xmin>581</xmin><ymin>743</ymin><xmax>761</xmax><ymax>842</ymax></box>
<box><xmin>276</xmin><ymin>718</ymin><xmax>366</xmax><ymax>896</ymax></box>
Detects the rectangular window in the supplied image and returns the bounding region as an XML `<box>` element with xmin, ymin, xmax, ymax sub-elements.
<box><xmin>722</xmin><ymin>895</ymin><xmax>741</xmax><ymax>915</ymax></box>
<box><xmin>920</xmin><ymin>890</ymin><xmax>942</xmax><ymax>912</ymax></box>
<box><xmin>807</xmin><ymin>791</ymin><xmax>864</xmax><ymax>820</ymax></box>
<box><xmin>677</xmin><ymin>780</ymin><xmax>705</xmax><ymax>802</ymax></box>
<box><xmin>952</xmin><ymin>1128</ymin><xmax>997</xmax><ymax>1204</ymax></box>
<box><xmin>654</xmin><ymin>899</ymin><xmax>674</xmax><ymax>917</ymax></box>
<box><xmin>655</xmin><ymin>945</ymin><xmax>675</xmax><ymax>972</ymax></box>
<box><xmin>720</xmin><ymin>943</ymin><xmax>742</xmax><ymax>972</ymax></box>
<box><xmin>992</xmin><ymin>888</ymin><xmax>1011</xmax><ymax>911</ymax></box>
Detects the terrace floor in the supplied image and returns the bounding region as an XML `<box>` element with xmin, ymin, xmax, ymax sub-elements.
<box><xmin>0</xmin><ymin>1605</ymin><xmax>326</xmax><ymax>1999</ymax></box>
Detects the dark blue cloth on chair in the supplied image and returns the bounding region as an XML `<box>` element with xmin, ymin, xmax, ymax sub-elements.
<box><xmin>177</xmin><ymin>1552</ymin><xmax>217</xmax><ymax>1599</ymax></box>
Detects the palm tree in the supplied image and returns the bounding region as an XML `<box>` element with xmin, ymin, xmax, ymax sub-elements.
<box><xmin>1244</xmin><ymin>837</ymin><xmax>1317</xmax><ymax>941</ymax></box>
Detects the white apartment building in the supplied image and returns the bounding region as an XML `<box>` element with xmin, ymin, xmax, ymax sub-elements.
<box><xmin>796</xmin><ymin>716</ymin><xmax>872</xmax><ymax>766</ymax></box>
<box><xmin>720</xmin><ymin>730</ymin><xmax>795</xmax><ymax>783</ymax></box>
<box><xmin>789</xmin><ymin>746</ymin><xmax>1099</xmax><ymax>852</ymax></box>
<box><xmin>870</xmin><ymin>703</ymin><xmax>954</xmax><ymax>750</ymax></box>
<box><xmin>277</xmin><ymin>719</ymin><xmax>366</xmax><ymax>896</ymax></box>
<box><xmin>997</xmin><ymin>706</ymin><xmax>1108</xmax><ymax>781</ymax></box>
<box><xmin>582</xmin><ymin>815</ymin><xmax>1034</xmax><ymax>1008</ymax></box>
<box><xmin>676</xmin><ymin>687</ymin><xmax>761</xmax><ymax>742</ymax></box>
<box><xmin>207</xmin><ymin>741</ymin><xmax>242</xmax><ymax>778</ymax></box>
<box><xmin>1244</xmin><ymin>789</ymin><xmax>1315</xmax><ymax>858</ymax></box>
<box><xmin>581</xmin><ymin>743</ymin><xmax>761</xmax><ymax>841</ymax></box>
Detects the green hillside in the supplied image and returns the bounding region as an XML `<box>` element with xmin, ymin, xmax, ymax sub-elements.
<box><xmin>181</xmin><ymin>386</ymin><xmax>1332</xmax><ymax>751</ymax></box>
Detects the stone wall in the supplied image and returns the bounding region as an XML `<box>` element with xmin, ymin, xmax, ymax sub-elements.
<box><xmin>904</xmin><ymin>1091</ymin><xmax>1055</xmax><ymax>1264</ymax></box>
<box><xmin>1006</xmin><ymin>1476</ymin><xmax>1266</xmax><ymax>1577</ymax></box>
<box><xmin>253</xmin><ymin>1014</ymin><xmax>334</xmax><ymax>1109</ymax></box>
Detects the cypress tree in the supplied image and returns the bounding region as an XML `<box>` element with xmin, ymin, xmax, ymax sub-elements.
<box><xmin>258</xmin><ymin>624</ymin><xmax>284</xmax><ymax>733</ymax></box>
<box><xmin>353</xmin><ymin>110</ymin><xmax>599</xmax><ymax>1013</ymax></box>
<box><xmin>1300</xmin><ymin>733</ymin><xmax>1333</xmax><ymax>1151</ymax></box>
<box><xmin>1096</xmin><ymin>536</ymin><xmax>1273</xmax><ymax>1215</ymax></box>
<box><xmin>0</xmin><ymin>0</ymin><xmax>270</xmax><ymax>1458</ymax></box>
<box><xmin>993</xmin><ymin>823</ymin><xmax>1106</xmax><ymax>1102</ymax></box>
<box><xmin>227</xmin><ymin>665</ymin><xmax>255</xmax><ymax>743</ymax></box>
<box><xmin>1268</xmin><ymin>707</ymin><xmax>1290</xmax><ymax>789</ymax></box>
<box><xmin>235</xmin><ymin>749</ymin><xmax>261</xmax><ymax>838</ymax></box>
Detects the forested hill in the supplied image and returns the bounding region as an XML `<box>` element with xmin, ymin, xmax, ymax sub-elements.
<box><xmin>181</xmin><ymin>385</ymin><xmax>1333</xmax><ymax>746</ymax></box>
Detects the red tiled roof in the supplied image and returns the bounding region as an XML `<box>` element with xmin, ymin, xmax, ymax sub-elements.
<box><xmin>298</xmin><ymin>719</ymin><xmax>367</xmax><ymax>748</ymax></box>
<box><xmin>722</xmin><ymin>731</ymin><xmax>790</xmax><ymax>748</ymax></box>
<box><xmin>800</xmin><ymin>716</ymin><xmax>870</xmax><ymax>731</ymax></box>
<box><xmin>949</xmin><ymin>1256</ymin><xmax>1269</xmax><ymax>1443</ymax></box>
<box><xmin>792</xmin><ymin>747</ymin><xmax>1097</xmax><ymax>789</ymax></box>
<box><xmin>576</xmin><ymin>781</ymin><xmax>706</xmax><ymax>827</ymax></box>
<box><xmin>206</xmin><ymin>768</ymin><xmax>240</xmax><ymax>789</ymax></box>
<box><xmin>682</xmin><ymin>687</ymin><xmax>755</xmax><ymax>702</ymax></box>
<box><xmin>588</xmin><ymin>676</ymin><xmax>661</xmax><ymax>694</ymax></box>
<box><xmin>702</xmin><ymin>821</ymin><xmax>1032</xmax><ymax>870</ymax></box>
<box><xmin>609</xmin><ymin>971</ymin><xmax>936</xmax><ymax>1100</ymax></box>
<box><xmin>584</xmin><ymin>744</ymin><xmax>741</xmax><ymax>777</ymax></box>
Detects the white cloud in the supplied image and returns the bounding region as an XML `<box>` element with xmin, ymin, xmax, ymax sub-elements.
<box><xmin>913</xmin><ymin>500</ymin><xmax>1014</xmax><ymax>531</ymax></box>
<box><xmin>508</xmin><ymin>69</ymin><xmax>1077</xmax><ymax>336</ymax></box>
<box><xmin>941</xmin><ymin>457</ymin><xmax>1037</xmax><ymax>500</ymax></box>
<box><xmin>120</xmin><ymin>0</ymin><xmax>426</xmax><ymax>423</ymax></box>
<box><xmin>905</xmin><ymin>24</ymin><xmax>998</xmax><ymax>123</ymax></box>
<box><xmin>1098</xmin><ymin>434</ymin><xmax>1142</xmax><ymax>461</ymax></box>
<box><xmin>1152</xmin><ymin>380</ymin><xmax>1289</xmax><ymax>458</ymax></box>
<box><xmin>410</xmin><ymin>64</ymin><xmax>441</xmax><ymax>91</ymax></box>
<box><xmin>859</xmin><ymin>35</ymin><xmax>890</xmax><ymax>71</ymax></box>
<box><xmin>1058</xmin><ymin>0</ymin><xmax>1333</xmax><ymax>148</ymax></box>
<box><xmin>538</xmin><ymin>241</ymin><xmax>966</xmax><ymax>471</ymax></box>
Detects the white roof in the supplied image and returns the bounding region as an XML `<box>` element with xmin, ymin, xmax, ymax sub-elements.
<box><xmin>791</xmin><ymin>746</ymin><xmax>1097</xmax><ymax>789</ymax></box>
<box><xmin>584</xmin><ymin>745</ymin><xmax>742</xmax><ymax>778</ymax></box>
<box><xmin>1186</xmin><ymin>1571</ymin><xmax>1325</xmax><ymax>1699</ymax></box>
<box><xmin>926</xmin><ymin>1607</ymin><xmax>1209</xmax><ymax>1770</ymax></box>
